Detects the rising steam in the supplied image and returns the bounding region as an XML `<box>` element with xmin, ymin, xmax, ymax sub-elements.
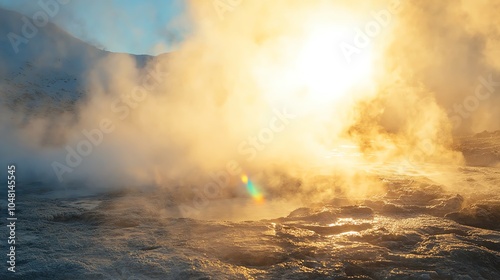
<box><xmin>2</xmin><ymin>0</ymin><xmax>500</xmax><ymax>216</ymax></box>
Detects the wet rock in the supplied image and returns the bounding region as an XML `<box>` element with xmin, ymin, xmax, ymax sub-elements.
<box><xmin>381</xmin><ymin>203</ymin><xmax>408</xmax><ymax>214</ymax></box>
<box><xmin>286</xmin><ymin>207</ymin><xmax>338</xmax><ymax>224</ymax></box>
<box><xmin>445</xmin><ymin>204</ymin><xmax>500</xmax><ymax>230</ymax></box>
<box><xmin>429</xmin><ymin>194</ymin><xmax>464</xmax><ymax>215</ymax></box>
<box><xmin>220</xmin><ymin>246</ymin><xmax>287</xmax><ymax>267</ymax></box>
<box><xmin>344</xmin><ymin>262</ymin><xmax>373</xmax><ymax>278</ymax></box>
<box><xmin>339</xmin><ymin>206</ymin><xmax>374</xmax><ymax>218</ymax></box>
<box><xmin>301</xmin><ymin>223</ymin><xmax>372</xmax><ymax>235</ymax></box>
<box><xmin>288</xmin><ymin>207</ymin><xmax>312</xmax><ymax>218</ymax></box>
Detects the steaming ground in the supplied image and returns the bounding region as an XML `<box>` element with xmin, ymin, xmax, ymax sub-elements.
<box><xmin>2</xmin><ymin>1</ymin><xmax>500</xmax><ymax>279</ymax></box>
<box><xmin>1</xmin><ymin>132</ymin><xmax>499</xmax><ymax>279</ymax></box>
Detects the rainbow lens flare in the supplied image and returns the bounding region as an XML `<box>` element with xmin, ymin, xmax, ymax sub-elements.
<box><xmin>241</xmin><ymin>174</ymin><xmax>264</xmax><ymax>203</ymax></box>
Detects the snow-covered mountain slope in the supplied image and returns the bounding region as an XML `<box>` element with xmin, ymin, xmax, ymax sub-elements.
<box><xmin>0</xmin><ymin>7</ymin><xmax>153</xmax><ymax>115</ymax></box>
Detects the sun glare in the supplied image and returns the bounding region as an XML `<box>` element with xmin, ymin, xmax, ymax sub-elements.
<box><xmin>258</xmin><ymin>19</ymin><xmax>377</xmax><ymax>115</ymax></box>
<box><xmin>294</xmin><ymin>25</ymin><xmax>375</xmax><ymax>107</ymax></box>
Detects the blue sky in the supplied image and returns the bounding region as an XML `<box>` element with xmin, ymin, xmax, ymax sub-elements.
<box><xmin>0</xmin><ymin>0</ymin><xmax>190</xmax><ymax>55</ymax></box>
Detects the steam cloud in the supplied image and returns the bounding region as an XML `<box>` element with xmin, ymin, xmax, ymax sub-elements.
<box><xmin>1</xmin><ymin>0</ymin><xmax>499</xmax><ymax>216</ymax></box>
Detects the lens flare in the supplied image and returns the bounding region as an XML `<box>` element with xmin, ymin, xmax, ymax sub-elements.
<box><xmin>241</xmin><ymin>174</ymin><xmax>264</xmax><ymax>203</ymax></box>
